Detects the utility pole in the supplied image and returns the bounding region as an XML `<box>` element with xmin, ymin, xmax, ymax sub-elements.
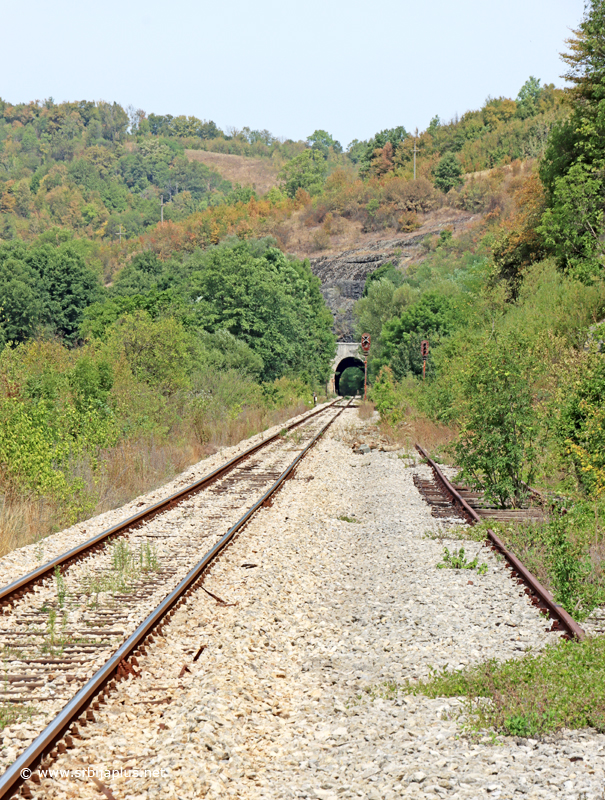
<box><xmin>118</xmin><ymin>224</ymin><xmax>122</xmax><ymax>245</ymax></box>
<box><xmin>413</xmin><ymin>128</ymin><xmax>419</xmax><ymax>181</ymax></box>
<box><xmin>160</xmin><ymin>195</ymin><xmax>164</xmax><ymax>224</ymax></box>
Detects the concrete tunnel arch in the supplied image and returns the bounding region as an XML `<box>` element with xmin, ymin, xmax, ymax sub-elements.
<box><xmin>328</xmin><ymin>343</ymin><xmax>366</xmax><ymax>395</ymax></box>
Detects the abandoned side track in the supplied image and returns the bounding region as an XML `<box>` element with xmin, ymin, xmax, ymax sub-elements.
<box><xmin>0</xmin><ymin>400</ymin><xmax>351</xmax><ymax>800</ymax></box>
<box><xmin>414</xmin><ymin>443</ymin><xmax>585</xmax><ymax>642</ymax></box>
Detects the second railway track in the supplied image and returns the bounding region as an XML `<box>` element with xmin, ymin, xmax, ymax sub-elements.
<box><xmin>413</xmin><ymin>443</ymin><xmax>585</xmax><ymax>641</ymax></box>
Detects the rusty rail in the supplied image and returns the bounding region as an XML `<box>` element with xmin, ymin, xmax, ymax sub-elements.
<box><xmin>0</xmin><ymin>400</ymin><xmax>351</xmax><ymax>799</ymax></box>
<box><xmin>415</xmin><ymin>444</ymin><xmax>585</xmax><ymax>642</ymax></box>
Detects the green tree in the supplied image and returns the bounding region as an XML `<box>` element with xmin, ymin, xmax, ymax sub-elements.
<box><xmin>29</xmin><ymin>245</ymin><xmax>101</xmax><ymax>343</ymax></box>
<box><xmin>98</xmin><ymin>101</ymin><xmax>129</xmax><ymax>142</ymax></box>
<box><xmin>354</xmin><ymin>278</ymin><xmax>418</xmax><ymax>376</ymax></box>
<box><xmin>516</xmin><ymin>76</ymin><xmax>544</xmax><ymax>119</ymax></box>
<box><xmin>539</xmin><ymin>0</ymin><xmax>605</xmax><ymax>279</ymax></box>
<box><xmin>379</xmin><ymin>291</ymin><xmax>460</xmax><ymax>378</ymax></box>
<box><xmin>107</xmin><ymin>311</ymin><xmax>194</xmax><ymax>396</ymax></box>
<box><xmin>177</xmin><ymin>241</ymin><xmax>335</xmax><ymax>383</ymax></box>
<box><xmin>279</xmin><ymin>150</ymin><xmax>328</xmax><ymax>197</ymax></box>
<box><xmin>539</xmin><ymin>163</ymin><xmax>605</xmax><ymax>281</ymax></box>
<box><xmin>346</xmin><ymin>139</ymin><xmax>367</xmax><ymax>164</ymax></box>
<box><xmin>0</xmin><ymin>258</ymin><xmax>46</xmax><ymax>343</ymax></box>
<box><xmin>433</xmin><ymin>152</ymin><xmax>463</xmax><ymax>193</ymax></box>
<box><xmin>452</xmin><ymin>334</ymin><xmax>538</xmax><ymax>508</ymax></box>
<box><xmin>306</xmin><ymin>130</ymin><xmax>342</xmax><ymax>157</ymax></box>
<box><xmin>558</xmin><ymin>350</ymin><xmax>605</xmax><ymax>494</ymax></box>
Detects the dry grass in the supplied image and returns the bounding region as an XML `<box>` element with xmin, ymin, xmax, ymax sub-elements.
<box><xmin>0</xmin><ymin>401</ymin><xmax>310</xmax><ymax>559</ymax></box>
<box><xmin>379</xmin><ymin>415</ymin><xmax>457</xmax><ymax>460</ymax></box>
<box><xmin>357</xmin><ymin>400</ymin><xmax>376</xmax><ymax>421</ymax></box>
<box><xmin>185</xmin><ymin>150</ymin><xmax>280</xmax><ymax>194</ymax></box>
<box><xmin>273</xmin><ymin>214</ymin><xmax>364</xmax><ymax>257</ymax></box>
<box><xmin>269</xmin><ymin>205</ymin><xmax>477</xmax><ymax>260</ymax></box>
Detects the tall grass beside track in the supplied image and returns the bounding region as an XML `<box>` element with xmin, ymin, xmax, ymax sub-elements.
<box><xmin>0</xmin><ymin>400</ymin><xmax>311</xmax><ymax>558</ymax></box>
<box><xmin>0</xmin><ymin>337</ymin><xmax>318</xmax><ymax>558</ymax></box>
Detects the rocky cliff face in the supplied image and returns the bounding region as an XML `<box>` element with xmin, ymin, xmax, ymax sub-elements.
<box><xmin>307</xmin><ymin>212</ymin><xmax>477</xmax><ymax>341</ymax></box>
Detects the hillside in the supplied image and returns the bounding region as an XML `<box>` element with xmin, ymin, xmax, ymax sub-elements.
<box><xmin>185</xmin><ymin>150</ymin><xmax>280</xmax><ymax>195</ymax></box>
<box><xmin>307</xmin><ymin>207</ymin><xmax>478</xmax><ymax>340</ymax></box>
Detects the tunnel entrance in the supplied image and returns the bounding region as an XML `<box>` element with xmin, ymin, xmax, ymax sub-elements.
<box><xmin>334</xmin><ymin>356</ymin><xmax>365</xmax><ymax>396</ymax></box>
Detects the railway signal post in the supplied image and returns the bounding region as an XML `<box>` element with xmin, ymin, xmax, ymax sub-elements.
<box><xmin>361</xmin><ymin>333</ymin><xmax>371</xmax><ymax>400</ymax></box>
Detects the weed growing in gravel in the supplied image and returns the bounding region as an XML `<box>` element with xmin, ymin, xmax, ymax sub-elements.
<box><xmin>444</xmin><ymin>523</ymin><xmax>489</xmax><ymax>542</ymax></box>
<box><xmin>0</xmin><ymin>703</ymin><xmax>35</xmax><ymax>731</ymax></box>
<box><xmin>437</xmin><ymin>546</ymin><xmax>488</xmax><ymax>574</ymax></box>
<box><xmin>402</xmin><ymin>636</ymin><xmax>605</xmax><ymax>738</ymax></box>
<box><xmin>338</xmin><ymin>515</ymin><xmax>360</xmax><ymax>523</ymax></box>
<box><xmin>82</xmin><ymin>538</ymin><xmax>161</xmax><ymax>600</ymax></box>
<box><xmin>363</xmin><ymin>680</ymin><xmax>398</xmax><ymax>701</ymax></box>
<box><xmin>34</xmin><ymin>541</ymin><xmax>45</xmax><ymax>563</ymax></box>
<box><xmin>1</xmin><ymin>644</ymin><xmax>24</xmax><ymax>660</ymax></box>
<box><xmin>284</xmin><ymin>429</ymin><xmax>304</xmax><ymax>446</ymax></box>
<box><xmin>54</xmin><ymin>566</ymin><xmax>66</xmax><ymax>608</ymax></box>
<box><xmin>139</xmin><ymin>540</ymin><xmax>160</xmax><ymax>572</ymax></box>
<box><xmin>42</xmin><ymin>607</ymin><xmax>68</xmax><ymax>655</ymax></box>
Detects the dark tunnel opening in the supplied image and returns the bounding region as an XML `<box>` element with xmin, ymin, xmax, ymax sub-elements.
<box><xmin>334</xmin><ymin>356</ymin><xmax>365</xmax><ymax>395</ymax></box>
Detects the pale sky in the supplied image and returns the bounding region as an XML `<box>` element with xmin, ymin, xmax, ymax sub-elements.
<box><xmin>2</xmin><ymin>0</ymin><xmax>586</xmax><ymax>147</ymax></box>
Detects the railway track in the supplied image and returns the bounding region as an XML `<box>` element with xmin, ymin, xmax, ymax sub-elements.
<box><xmin>0</xmin><ymin>399</ymin><xmax>351</xmax><ymax>799</ymax></box>
<box><xmin>414</xmin><ymin>443</ymin><xmax>585</xmax><ymax>642</ymax></box>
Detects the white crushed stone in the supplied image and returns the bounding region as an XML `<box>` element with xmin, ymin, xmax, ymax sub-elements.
<box><xmin>17</xmin><ymin>412</ymin><xmax>603</xmax><ymax>800</ymax></box>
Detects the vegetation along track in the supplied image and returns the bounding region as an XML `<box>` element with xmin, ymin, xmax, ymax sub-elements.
<box><xmin>0</xmin><ymin>399</ymin><xmax>351</xmax><ymax>800</ymax></box>
<box><xmin>414</xmin><ymin>443</ymin><xmax>585</xmax><ymax>642</ymax></box>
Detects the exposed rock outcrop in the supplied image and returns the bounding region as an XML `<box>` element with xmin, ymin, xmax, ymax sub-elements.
<box><xmin>308</xmin><ymin>213</ymin><xmax>477</xmax><ymax>340</ymax></box>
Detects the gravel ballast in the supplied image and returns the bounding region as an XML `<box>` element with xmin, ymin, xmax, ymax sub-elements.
<box><xmin>6</xmin><ymin>411</ymin><xmax>604</xmax><ymax>800</ymax></box>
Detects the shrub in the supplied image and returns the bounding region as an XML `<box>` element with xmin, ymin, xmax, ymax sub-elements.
<box><xmin>451</xmin><ymin>333</ymin><xmax>538</xmax><ymax>508</ymax></box>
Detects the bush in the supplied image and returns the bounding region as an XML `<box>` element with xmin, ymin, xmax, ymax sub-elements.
<box><xmin>558</xmin><ymin>350</ymin><xmax>605</xmax><ymax>496</ymax></box>
<box><xmin>451</xmin><ymin>333</ymin><xmax>538</xmax><ymax>508</ymax></box>
<box><xmin>433</xmin><ymin>152</ymin><xmax>464</xmax><ymax>193</ymax></box>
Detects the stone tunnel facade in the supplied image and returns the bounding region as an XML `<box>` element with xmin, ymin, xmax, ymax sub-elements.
<box><xmin>329</xmin><ymin>342</ymin><xmax>365</xmax><ymax>395</ymax></box>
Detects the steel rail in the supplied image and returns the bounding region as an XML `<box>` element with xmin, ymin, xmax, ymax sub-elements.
<box><xmin>415</xmin><ymin>444</ymin><xmax>585</xmax><ymax>642</ymax></box>
<box><xmin>0</xmin><ymin>400</ymin><xmax>350</xmax><ymax>799</ymax></box>
<box><xmin>0</xmin><ymin>399</ymin><xmax>342</xmax><ymax>612</ymax></box>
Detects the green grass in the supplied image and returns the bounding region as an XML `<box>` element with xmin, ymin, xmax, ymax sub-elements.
<box><xmin>338</xmin><ymin>515</ymin><xmax>360</xmax><ymax>523</ymax></box>
<box><xmin>0</xmin><ymin>704</ymin><xmax>36</xmax><ymax>731</ymax></box>
<box><xmin>391</xmin><ymin>637</ymin><xmax>605</xmax><ymax>737</ymax></box>
<box><xmin>436</xmin><ymin>546</ymin><xmax>488</xmax><ymax>574</ymax></box>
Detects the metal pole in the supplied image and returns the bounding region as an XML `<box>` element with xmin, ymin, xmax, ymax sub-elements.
<box><xmin>364</xmin><ymin>357</ymin><xmax>368</xmax><ymax>401</ymax></box>
<box><xmin>413</xmin><ymin>128</ymin><xmax>419</xmax><ymax>180</ymax></box>
<box><xmin>422</xmin><ymin>358</ymin><xmax>426</xmax><ymax>381</ymax></box>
